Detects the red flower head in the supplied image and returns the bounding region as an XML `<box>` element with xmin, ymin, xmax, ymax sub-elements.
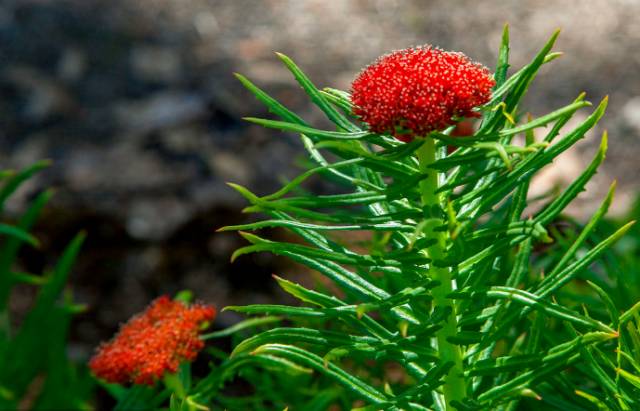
<box><xmin>350</xmin><ymin>46</ymin><xmax>495</xmax><ymax>141</ymax></box>
<box><xmin>89</xmin><ymin>295</ymin><xmax>215</xmax><ymax>385</ymax></box>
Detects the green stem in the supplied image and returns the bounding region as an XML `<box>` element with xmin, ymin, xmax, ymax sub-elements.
<box><xmin>417</xmin><ymin>137</ymin><xmax>466</xmax><ymax>409</ymax></box>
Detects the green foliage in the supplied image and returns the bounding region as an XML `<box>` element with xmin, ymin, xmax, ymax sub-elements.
<box><xmin>0</xmin><ymin>162</ymin><xmax>93</xmax><ymax>410</ymax></box>
<box><xmin>85</xmin><ymin>27</ymin><xmax>640</xmax><ymax>411</ymax></box>
<box><xmin>207</xmin><ymin>26</ymin><xmax>640</xmax><ymax>410</ymax></box>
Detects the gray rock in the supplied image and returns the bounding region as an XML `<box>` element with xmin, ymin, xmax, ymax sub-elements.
<box><xmin>130</xmin><ymin>46</ymin><xmax>183</xmax><ymax>83</ymax></box>
<box><xmin>113</xmin><ymin>92</ymin><xmax>207</xmax><ymax>133</ymax></box>
<box><xmin>623</xmin><ymin>97</ymin><xmax>640</xmax><ymax>133</ymax></box>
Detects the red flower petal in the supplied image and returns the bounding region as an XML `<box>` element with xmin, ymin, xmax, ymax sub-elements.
<box><xmin>351</xmin><ymin>46</ymin><xmax>495</xmax><ymax>141</ymax></box>
<box><xmin>89</xmin><ymin>296</ymin><xmax>215</xmax><ymax>385</ymax></box>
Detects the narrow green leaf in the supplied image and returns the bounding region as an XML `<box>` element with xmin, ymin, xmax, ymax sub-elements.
<box><xmin>0</xmin><ymin>223</ymin><xmax>39</xmax><ymax>247</ymax></box>
<box><xmin>618</xmin><ymin>367</ymin><xmax>640</xmax><ymax>389</ymax></box>
<box><xmin>466</xmin><ymin>354</ymin><xmax>542</xmax><ymax>377</ymax></box>
<box><xmin>541</xmin><ymin>180</ymin><xmax>615</xmax><ymax>285</ymax></box>
<box><xmin>320</xmin><ymin>89</ymin><xmax>354</xmax><ymax>115</ymax></box>
<box><xmin>620</xmin><ymin>301</ymin><xmax>640</xmax><ymax>326</ymax></box>
<box><xmin>274</xmin><ymin>275</ymin><xmax>343</xmax><ymax>308</ymax></box>
<box><xmin>574</xmin><ymin>390</ymin><xmax>611</xmax><ymax>411</ymax></box>
<box><xmin>479</xmin><ymin>286</ymin><xmax>614</xmax><ymax>332</ymax></box>
<box><xmin>536</xmin><ymin>131</ymin><xmax>609</xmax><ymax>226</ymax></box>
<box><xmin>220</xmin><ymin>219</ymin><xmax>414</xmax><ymax>233</ymax></box>
<box><xmin>587</xmin><ymin>280</ymin><xmax>619</xmax><ymax>329</ymax></box>
<box><xmin>458</xmin><ymin>98</ymin><xmax>607</xmax><ymax>217</ymax></box>
<box><xmin>231</xmin><ymin>328</ymin><xmax>435</xmax><ymax>370</ymax></box>
<box><xmin>0</xmin><ymin>189</ymin><xmax>53</xmax><ymax>311</ymax></box>
<box><xmin>275</xmin><ymin>53</ymin><xmax>359</xmax><ymax>132</ymax></box>
<box><xmin>252</xmin><ymin>343</ymin><xmax>389</xmax><ymax>404</ymax></box>
<box><xmin>234</xmin><ymin>73</ymin><xmax>305</xmax><ymax>125</ymax></box>
<box><xmin>273</xmin><ymin>275</ymin><xmax>397</xmax><ymax>340</ymax></box>
<box><xmin>244</xmin><ymin>117</ymin><xmax>372</xmax><ymax>140</ymax></box>
<box><xmin>538</xmin><ymin>221</ymin><xmax>634</xmax><ymax>297</ymax></box>
<box><xmin>478</xmin><ymin>332</ymin><xmax>616</xmax><ymax>403</ymax></box>
<box><xmin>260</xmin><ymin>158</ymin><xmax>364</xmax><ymax>201</ymax></box>
<box><xmin>494</xmin><ymin>24</ymin><xmax>510</xmax><ymax>88</ymax></box>
<box><xmin>482</xmin><ymin>30</ymin><xmax>560</xmax><ymax>135</ymax></box>
<box><xmin>504</xmin><ymin>28</ymin><xmax>560</xmax><ymax>104</ymax></box>
<box><xmin>0</xmin><ymin>160</ymin><xmax>51</xmax><ymax>214</ymax></box>
<box><xmin>492</xmin><ymin>101</ymin><xmax>590</xmax><ymax>140</ymax></box>
<box><xmin>10</xmin><ymin>271</ymin><xmax>46</xmax><ymax>285</ymax></box>
<box><xmin>224</xmin><ymin>305</ymin><xmax>326</xmax><ymax>318</ymax></box>
<box><xmin>491</xmin><ymin>50</ymin><xmax>562</xmax><ymax>102</ymax></box>
<box><xmin>200</xmin><ymin>316</ymin><xmax>281</xmax><ymax>340</ymax></box>
<box><xmin>473</xmin><ymin>221</ymin><xmax>633</xmax><ymax>356</ymax></box>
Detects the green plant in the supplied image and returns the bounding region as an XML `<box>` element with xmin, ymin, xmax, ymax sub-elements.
<box><xmin>93</xmin><ymin>27</ymin><xmax>640</xmax><ymax>411</ymax></box>
<box><xmin>211</xmin><ymin>27</ymin><xmax>639</xmax><ymax>410</ymax></box>
<box><xmin>0</xmin><ymin>161</ymin><xmax>92</xmax><ymax>410</ymax></box>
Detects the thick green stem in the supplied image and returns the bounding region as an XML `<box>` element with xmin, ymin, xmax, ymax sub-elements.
<box><xmin>417</xmin><ymin>138</ymin><xmax>466</xmax><ymax>409</ymax></box>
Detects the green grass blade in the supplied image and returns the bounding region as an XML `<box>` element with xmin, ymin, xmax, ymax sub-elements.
<box><xmin>0</xmin><ymin>223</ymin><xmax>39</xmax><ymax>247</ymax></box>
<box><xmin>0</xmin><ymin>160</ymin><xmax>51</xmax><ymax>214</ymax></box>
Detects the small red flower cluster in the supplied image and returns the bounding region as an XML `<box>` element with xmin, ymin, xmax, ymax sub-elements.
<box><xmin>89</xmin><ymin>295</ymin><xmax>215</xmax><ymax>385</ymax></box>
<box><xmin>350</xmin><ymin>46</ymin><xmax>495</xmax><ymax>141</ymax></box>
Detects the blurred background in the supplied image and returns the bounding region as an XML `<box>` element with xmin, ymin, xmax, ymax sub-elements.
<box><xmin>1</xmin><ymin>0</ymin><xmax>639</xmax><ymax>383</ymax></box>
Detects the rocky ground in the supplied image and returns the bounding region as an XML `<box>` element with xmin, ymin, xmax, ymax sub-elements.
<box><xmin>1</xmin><ymin>0</ymin><xmax>639</xmax><ymax>363</ymax></box>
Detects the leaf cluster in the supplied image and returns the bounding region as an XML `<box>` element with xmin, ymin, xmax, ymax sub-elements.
<box><xmin>103</xmin><ymin>27</ymin><xmax>640</xmax><ymax>411</ymax></box>
<box><xmin>0</xmin><ymin>162</ymin><xmax>93</xmax><ymax>410</ymax></box>
<box><xmin>200</xmin><ymin>27</ymin><xmax>640</xmax><ymax>410</ymax></box>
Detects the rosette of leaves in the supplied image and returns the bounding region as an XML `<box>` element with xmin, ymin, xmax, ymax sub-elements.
<box><xmin>204</xmin><ymin>27</ymin><xmax>639</xmax><ymax>411</ymax></box>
